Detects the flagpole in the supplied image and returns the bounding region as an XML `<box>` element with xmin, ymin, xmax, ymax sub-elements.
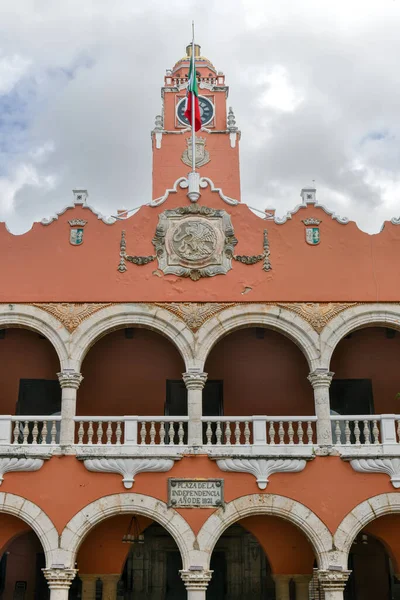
<box><xmin>191</xmin><ymin>21</ymin><xmax>196</xmax><ymax>174</ymax></box>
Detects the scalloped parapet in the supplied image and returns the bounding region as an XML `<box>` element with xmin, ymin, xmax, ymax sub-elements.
<box><xmin>40</xmin><ymin>189</ymin><xmax>116</xmax><ymax>226</ymax></box>
<box><xmin>274</xmin><ymin>187</ymin><xmax>349</xmax><ymax>225</ymax></box>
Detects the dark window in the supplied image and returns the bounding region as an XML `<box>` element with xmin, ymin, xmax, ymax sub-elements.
<box><xmin>17</xmin><ymin>379</ymin><xmax>61</xmax><ymax>416</ymax></box>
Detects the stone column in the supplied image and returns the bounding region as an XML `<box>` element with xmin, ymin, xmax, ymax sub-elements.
<box><xmin>308</xmin><ymin>369</ymin><xmax>334</xmax><ymax>447</ymax></box>
<box><xmin>102</xmin><ymin>574</ymin><xmax>120</xmax><ymax>600</ymax></box>
<box><xmin>58</xmin><ymin>370</ymin><xmax>83</xmax><ymax>449</ymax></box>
<box><xmin>318</xmin><ymin>570</ymin><xmax>351</xmax><ymax>600</ymax></box>
<box><xmin>292</xmin><ymin>574</ymin><xmax>312</xmax><ymax>600</ymax></box>
<box><xmin>272</xmin><ymin>574</ymin><xmax>291</xmax><ymax>600</ymax></box>
<box><xmin>182</xmin><ymin>370</ymin><xmax>208</xmax><ymax>447</ymax></box>
<box><xmin>79</xmin><ymin>574</ymin><xmax>98</xmax><ymax>600</ymax></box>
<box><xmin>42</xmin><ymin>568</ymin><xmax>77</xmax><ymax>600</ymax></box>
<box><xmin>180</xmin><ymin>569</ymin><xmax>212</xmax><ymax>600</ymax></box>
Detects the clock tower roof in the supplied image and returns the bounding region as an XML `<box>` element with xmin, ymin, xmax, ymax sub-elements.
<box><xmin>170</xmin><ymin>44</ymin><xmax>217</xmax><ymax>75</ymax></box>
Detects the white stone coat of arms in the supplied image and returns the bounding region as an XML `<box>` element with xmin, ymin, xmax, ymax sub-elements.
<box><xmin>68</xmin><ymin>219</ymin><xmax>87</xmax><ymax>246</ymax></box>
<box><xmin>153</xmin><ymin>205</ymin><xmax>237</xmax><ymax>280</ymax></box>
<box><xmin>302</xmin><ymin>218</ymin><xmax>321</xmax><ymax>246</ymax></box>
<box><xmin>181</xmin><ymin>137</ymin><xmax>210</xmax><ymax>168</ymax></box>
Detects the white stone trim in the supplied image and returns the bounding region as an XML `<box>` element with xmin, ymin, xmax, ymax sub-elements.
<box><xmin>0</xmin><ymin>493</ymin><xmax>58</xmax><ymax>567</ymax></box>
<box><xmin>320</xmin><ymin>303</ymin><xmax>400</xmax><ymax>369</ymax></box>
<box><xmin>60</xmin><ymin>493</ymin><xmax>196</xmax><ymax>570</ymax></box>
<box><xmin>196</xmin><ymin>494</ymin><xmax>333</xmax><ymax>570</ymax></box>
<box><xmin>0</xmin><ymin>457</ymin><xmax>44</xmax><ymax>484</ymax></box>
<box><xmin>81</xmin><ymin>457</ymin><xmax>176</xmax><ymax>488</ymax></box>
<box><xmin>0</xmin><ymin>304</ymin><xmax>70</xmax><ymax>370</ymax></box>
<box><xmin>69</xmin><ymin>303</ymin><xmax>197</xmax><ymax>371</ymax></box>
<box><xmin>195</xmin><ymin>303</ymin><xmax>320</xmax><ymax>371</ymax></box>
<box><xmin>215</xmin><ymin>458</ymin><xmax>307</xmax><ymax>489</ymax></box>
<box><xmin>333</xmin><ymin>493</ymin><xmax>400</xmax><ymax>563</ymax></box>
<box><xmin>349</xmin><ymin>458</ymin><xmax>400</xmax><ymax>488</ymax></box>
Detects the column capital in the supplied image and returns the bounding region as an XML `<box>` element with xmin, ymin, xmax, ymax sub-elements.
<box><xmin>292</xmin><ymin>574</ymin><xmax>313</xmax><ymax>583</ymax></box>
<box><xmin>183</xmin><ymin>370</ymin><xmax>208</xmax><ymax>390</ymax></box>
<box><xmin>180</xmin><ymin>569</ymin><xmax>213</xmax><ymax>590</ymax></box>
<box><xmin>308</xmin><ymin>369</ymin><xmax>334</xmax><ymax>388</ymax></box>
<box><xmin>272</xmin><ymin>574</ymin><xmax>292</xmax><ymax>583</ymax></box>
<box><xmin>42</xmin><ymin>568</ymin><xmax>78</xmax><ymax>590</ymax></box>
<box><xmin>57</xmin><ymin>370</ymin><xmax>83</xmax><ymax>389</ymax></box>
<box><xmin>318</xmin><ymin>569</ymin><xmax>351</xmax><ymax>591</ymax></box>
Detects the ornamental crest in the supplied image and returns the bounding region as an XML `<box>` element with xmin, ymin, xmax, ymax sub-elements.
<box><xmin>302</xmin><ymin>218</ymin><xmax>321</xmax><ymax>246</ymax></box>
<box><xmin>181</xmin><ymin>137</ymin><xmax>210</xmax><ymax>168</ymax></box>
<box><xmin>69</xmin><ymin>219</ymin><xmax>87</xmax><ymax>246</ymax></box>
<box><xmin>152</xmin><ymin>205</ymin><xmax>237</xmax><ymax>281</ymax></box>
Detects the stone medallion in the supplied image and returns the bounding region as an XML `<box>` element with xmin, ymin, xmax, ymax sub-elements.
<box><xmin>153</xmin><ymin>205</ymin><xmax>237</xmax><ymax>280</ymax></box>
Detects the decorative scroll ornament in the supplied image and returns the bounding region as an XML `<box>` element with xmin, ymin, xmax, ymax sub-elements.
<box><xmin>152</xmin><ymin>205</ymin><xmax>237</xmax><ymax>281</ymax></box>
<box><xmin>233</xmin><ymin>230</ymin><xmax>272</xmax><ymax>271</ymax></box>
<box><xmin>181</xmin><ymin>137</ymin><xmax>210</xmax><ymax>168</ymax></box>
<box><xmin>32</xmin><ymin>303</ymin><xmax>112</xmax><ymax>332</ymax></box>
<box><xmin>350</xmin><ymin>458</ymin><xmax>400</xmax><ymax>488</ymax></box>
<box><xmin>277</xmin><ymin>302</ymin><xmax>358</xmax><ymax>333</ymax></box>
<box><xmin>81</xmin><ymin>457</ymin><xmax>176</xmax><ymax>488</ymax></box>
<box><xmin>302</xmin><ymin>217</ymin><xmax>321</xmax><ymax>245</ymax></box>
<box><xmin>0</xmin><ymin>457</ymin><xmax>44</xmax><ymax>485</ymax></box>
<box><xmin>154</xmin><ymin>302</ymin><xmax>237</xmax><ymax>331</ymax></box>
<box><xmin>117</xmin><ymin>230</ymin><xmax>156</xmax><ymax>273</ymax></box>
<box><xmin>215</xmin><ymin>458</ymin><xmax>307</xmax><ymax>489</ymax></box>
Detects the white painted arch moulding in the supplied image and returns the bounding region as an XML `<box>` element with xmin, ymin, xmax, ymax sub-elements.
<box><xmin>196</xmin><ymin>494</ymin><xmax>334</xmax><ymax>570</ymax></box>
<box><xmin>0</xmin><ymin>304</ymin><xmax>70</xmax><ymax>370</ymax></box>
<box><xmin>320</xmin><ymin>303</ymin><xmax>400</xmax><ymax>369</ymax></box>
<box><xmin>0</xmin><ymin>492</ymin><xmax>58</xmax><ymax>567</ymax></box>
<box><xmin>195</xmin><ymin>304</ymin><xmax>321</xmax><ymax>371</ymax></box>
<box><xmin>334</xmin><ymin>493</ymin><xmax>400</xmax><ymax>563</ymax></box>
<box><xmin>69</xmin><ymin>303</ymin><xmax>197</xmax><ymax>371</ymax></box>
<box><xmin>60</xmin><ymin>493</ymin><xmax>196</xmax><ymax>570</ymax></box>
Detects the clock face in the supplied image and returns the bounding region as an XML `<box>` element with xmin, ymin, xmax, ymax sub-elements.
<box><xmin>176</xmin><ymin>96</ymin><xmax>214</xmax><ymax>127</ymax></box>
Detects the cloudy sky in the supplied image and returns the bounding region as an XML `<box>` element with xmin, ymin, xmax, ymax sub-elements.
<box><xmin>1</xmin><ymin>0</ymin><xmax>400</xmax><ymax>233</ymax></box>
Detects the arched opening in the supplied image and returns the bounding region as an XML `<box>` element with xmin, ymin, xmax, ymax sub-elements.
<box><xmin>0</xmin><ymin>514</ymin><xmax>48</xmax><ymax>600</ymax></box>
<box><xmin>75</xmin><ymin>515</ymin><xmax>186</xmax><ymax>600</ymax></box>
<box><xmin>204</xmin><ymin>328</ymin><xmax>315</xmax><ymax>445</ymax></box>
<box><xmin>329</xmin><ymin>326</ymin><xmax>400</xmax><ymax>445</ymax></box>
<box><xmin>0</xmin><ymin>328</ymin><xmax>61</xmax><ymax>444</ymax></box>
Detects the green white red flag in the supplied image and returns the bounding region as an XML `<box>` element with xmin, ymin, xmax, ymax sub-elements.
<box><xmin>184</xmin><ymin>46</ymin><xmax>201</xmax><ymax>132</ymax></box>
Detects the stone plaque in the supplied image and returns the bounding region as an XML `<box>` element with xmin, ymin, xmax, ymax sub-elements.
<box><xmin>168</xmin><ymin>478</ymin><xmax>224</xmax><ymax>508</ymax></box>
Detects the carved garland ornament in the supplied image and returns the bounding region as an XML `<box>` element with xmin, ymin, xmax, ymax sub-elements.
<box><xmin>277</xmin><ymin>302</ymin><xmax>358</xmax><ymax>333</ymax></box>
<box><xmin>117</xmin><ymin>230</ymin><xmax>156</xmax><ymax>273</ymax></box>
<box><xmin>32</xmin><ymin>303</ymin><xmax>113</xmax><ymax>333</ymax></box>
<box><xmin>154</xmin><ymin>302</ymin><xmax>237</xmax><ymax>332</ymax></box>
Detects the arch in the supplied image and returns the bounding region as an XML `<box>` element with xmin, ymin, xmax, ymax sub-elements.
<box><xmin>334</xmin><ymin>493</ymin><xmax>400</xmax><ymax>563</ymax></box>
<box><xmin>195</xmin><ymin>304</ymin><xmax>320</xmax><ymax>370</ymax></box>
<box><xmin>0</xmin><ymin>304</ymin><xmax>70</xmax><ymax>369</ymax></box>
<box><xmin>196</xmin><ymin>494</ymin><xmax>333</xmax><ymax>570</ymax></box>
<box><xmin>0</xmin><ymin>493</ymin><xmax>58</xmax><ymax>567</ymax></box>
<box><xmin>60</xmin><ymin>493</ymin><xmax>196</xmax><ymax>570</ymax></box>
<box><xmin>320</xmin><ymin>303</ymin><xmax>400</xmax><ymax>369</ymax></box>
<box><xmin>69</xmin><ymin>304</ymin><xmax>196</xmax><ymax>371</ymax></box>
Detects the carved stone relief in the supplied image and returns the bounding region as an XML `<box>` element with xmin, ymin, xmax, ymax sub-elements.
<box><xmin>32</xmin><ymin>303</ymin><xmax>113</xmax><ymax>332</ymax></box>
<box><xmin>154</xmin><ymin>302</ymin><xmax>237</xmax><ymax>332</ymax></box>
<box><xmin>277</xmin><ymin>302</ymin><xmax>358</xmax><ymax>333</ymax></box>
<box><xmin>181</xmin><ymin>136</ymin><xmax>210</xmax><ymax>168</ymax></box>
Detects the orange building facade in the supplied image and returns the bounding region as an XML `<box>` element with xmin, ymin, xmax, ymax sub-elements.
<box><xmin>0</xmin><ymin>45</ymin><xmax>400</xmax><ymax>600</ymax></box>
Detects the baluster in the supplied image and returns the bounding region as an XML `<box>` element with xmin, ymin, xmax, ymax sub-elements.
<box><xmin>235</xmin><ymin>422</ymin><xmax>241</xmax><ymax>445</ymax></box>
<box><xmin>32</xmin><ymin>421</ymin><xmax>39</xmax><ymax>444</ymax></box>
<box><xmin>345</xmin><ymin>420</ymin><xmax>351</xmax><ymax>445</ymax></box>
<box><xmin>354</xmin><ymin>420</ymin><xmax>361</xmax><ymax>445</ymax></box>
<box><xmin>373</xmin><ymin>420</ymin><xmax>380</xmax><ymax>444</ymax></box>
<box><xmin>13</xmin><ymin>420</ymin><xmax>19</xmax><ymax>444</ymax></box>
<box><xmin>168</xmin><ymin>422</ymin><xmax>175</xmax><ymax>445</ymax></box>
<box><xmin>87</xmin><ymin>421</ymin><xmax>94</xmax><ymax>444</ymax></box>
<box><xmin>268</xmin><ymin>421</ymin><xmax>276</xmax><ymax>445</ymax></box>
<box><xmin>216</xmin><ymin>421</ymin><xmax>222</xmax><ymax>445</ymax></box>
<box><xmin>244</xmin><ymin>421</ymin><xmax>251</xmax><ymax>444</ymax></box>
<box><xmin>297</xmin><ymin>421</ymin><xmax>304</xmax><ymax>445</ymax></box>
<box><xmin>41</xmin><ymin>421</ymin><xmax>48</xmax><ymax>445</ymax></box>
<box><xmin>150</xmin><ymin>422</ymin><xmax>156</xmax><ymax>445</ymax></box>
<box><xmin>96</xmin><ymin>421</ymin><xmax>103</xmax><ymax>444</ymax></box>
<box><xmin>106</xmin><ymin>421</ymin><xmax>113</xmax><ymax>445</ymax></box>
<box><xmin>159</xmin><ymin>421</ymin><xmax>166</xmax><ymax>445</ymax></box>
<box><xmin>206</xmin><ymin>422</ymin><xmax>212</xmax><ymax>445</ymax></box>
<box><xmin>50</xmin><ymin>420</ymin><xmax>57</xmax><ymax>444</ymax></box>
<box><xmin>363</xmin><ymin>420</ymin><xmax>371</xmax><ymax>444</ymax></box>
<box><xmin>225</xmin><ymin>421</ymin><xmax>231</xmax><ymax>445</ymax></box>
<box><xmin>278</xmin><ymin>421</ymin><xmax>285</xmax><ymax>444</ymax></box>
<box><xmin>335</xmin><ymin>420</ymin><xmax>341</xmax><ymax>445</ymax></box>
<box><xmin>178</xmin><ymin>422</ymin><xmax>184</xmax><ymax>445</ymax></box>
<box><xmin>23</xmin><ymin>421</ymin><xmax>29</xmax><ymax>445</ymax></box>
<box><xmin>77</xmin><ymin>421</ymin><xmax>84</xmax><ymax>444</ymax></box>
<box><xmin>307</xmin><ymin>421</ymin><xmax>313</xmax><ymax>444</ymax></box>
<box><xmin>116</xmin><ymin>421</ymin><xmax>122</xmax><ymax>445</ymax></box>
<box><xmin>288</xmin><ymin>421</ymin><xmax>294</xmax><ymax>445</ymax></box>
<box><xmin>140</xmin><ymin>422</ymin><xmax>147</xmax><ymax>445</ymax></box>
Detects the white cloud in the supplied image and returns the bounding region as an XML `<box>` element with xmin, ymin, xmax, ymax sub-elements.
<box><xmin>0</xmin><ymin>53</ymin><xmax>31</xmax><ymax>95</ymax></box>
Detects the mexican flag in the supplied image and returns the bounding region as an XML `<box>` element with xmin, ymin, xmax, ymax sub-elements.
<box><xmin>184</xmin><ymin>48</ymin><xmax>201</xmax><ymax>132</ymax></box>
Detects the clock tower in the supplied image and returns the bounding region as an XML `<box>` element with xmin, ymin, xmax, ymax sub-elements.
<box><xmin>151</xmin><ymin>44</ymin><xmax>241</xmax><ymax>201</ymax></box>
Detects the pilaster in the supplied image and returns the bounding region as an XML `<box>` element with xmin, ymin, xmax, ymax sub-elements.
<box><xmin>102</xmin><ymin>574</ymin><xmax>120</xmax><ymax>600</ymax></box>
<box><xmin>308</xmin><ymin>369</ymin><xmax>334</xmax><ymax>447</ymax></box>
<box><xmin>42</xmin><ymin>568</ymin><xmax>77</xmax><ymax>600</ymax></box>
<box><xmin>58</xmin><ymin>370</ymin><xmax>83</xmax><ymax>449</ymax></box>
<box><xmin>318</xmin><ymin>569</ymin><xmax>351</xmax><ymax>600</ymax></box>
<box><xmin>180</xmin><ymin>569</ymin><xmax>212</xmax><ymax>600</ymax></box>
<box><xmin>79</xmin><ymin>574</ymin><xmax>98</xmax><ymax>600</ymax></box>
<box><xmin>272</xmin><ymin>574</ymin><xmax>291</xmax><ymax>600</ymax></box>
<box><xmin>182</xmin><ymin>370</ymin><xmax>208</xmax><ymax>446</ymax></box>
<box><xmin>292</xmin><ymin>574</ymin><xmax>312</xmax><ymax>600</ymax></box>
